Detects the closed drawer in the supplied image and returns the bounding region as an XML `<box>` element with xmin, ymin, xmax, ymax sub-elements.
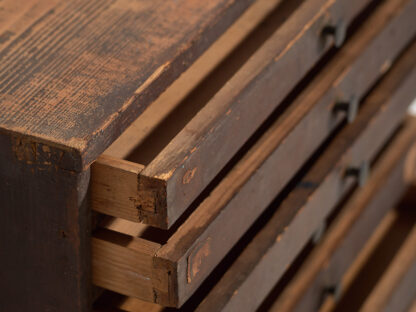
<box><xmin>194</xmin><ymin>39</ymin><xmax>416</xmax><ymax>312</ymax></box>
<box><xmin>326</xmin><ymin>192</ymin><xmax>416</xmax><ymax>312</ymax></box>
<box><xmin>90</xmin><ymin>0</ymin><xmax>379</xmax><ymax>230</ymax></box>
<box><xmin>268</xmin><ymin>118</ymin><xmax>416</xmax><ymax>312</ymax></box>
<box><xmin>90</xmin><ymin>0</ymin><xmax>416</xmax><ymax>307</ymax></box>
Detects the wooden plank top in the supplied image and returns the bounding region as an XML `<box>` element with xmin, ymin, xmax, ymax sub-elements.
<box><xmin>0</xmin><ymin>0</ymin><xmax>254</xmax><ymax>170</ymax></box>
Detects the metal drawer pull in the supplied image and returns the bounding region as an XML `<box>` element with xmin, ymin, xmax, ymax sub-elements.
<box><xmin>345</xmin><ymin>161</ymin><xmax>370</xmax><ymax>187</ymax></box>
<box><xmin>323</xmin><ymin>20</ymin><xmax>347</xmax><ymax>48</ymax></box>
<box><xmin>334</xmin><ymin>95</ymin><xmax>359</xmax><ymax>123</ymax></box>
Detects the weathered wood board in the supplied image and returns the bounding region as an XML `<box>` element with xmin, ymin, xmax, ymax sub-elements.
<box><xmin>92</xmin><ymin>22</ymin><xmax>416</xmax><ymax>309</ymax></box>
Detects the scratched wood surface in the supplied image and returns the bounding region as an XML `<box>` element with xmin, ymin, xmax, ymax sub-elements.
<box><xmin>91</xmin><ymin>0</ymin><xmax>378</xmax><ymax>229</ymax></box>
<box><xmin>91</xmin><ymin>31</ymin><xmax>416</xmax><ymax>309</ymax></box>
<box><xmin>103</xmin><ymin>0</ymin><xmax>285</xmax><ymax>160</ymax></box>
<box><xmin>0</xmin><ymin>0</ymin><xmax>256</xmax><ymax>170</ymax></box>
<box><xmin>91</xmin><ymin>48</ymin><xmax>416</xmax><ymax>311</ymax></box>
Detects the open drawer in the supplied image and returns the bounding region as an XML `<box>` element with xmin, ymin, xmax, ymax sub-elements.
<box><xmin>91</xmin><ymin>12</ymin><xmax>416</xmax><ymax>309</ymax></box>
<box><xmin>90</xmin><ymin>0</ymin><xmax>380</xmax><ymax>229</ymax></box>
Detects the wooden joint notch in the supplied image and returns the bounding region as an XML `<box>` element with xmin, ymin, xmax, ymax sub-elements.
<box><xmin>92</xmin><ymin>227</ymin><xmax>181</xmax><ymax>307</ymax></box>
<box><xmin>152</xmin><ymin>255</ymin><xmax>179</xmax><ymax>307</ymax></box>
<box><xmin>91</xmin><ymin>155</ymin><xmax>170</xmax><ymax>228</ymax></box>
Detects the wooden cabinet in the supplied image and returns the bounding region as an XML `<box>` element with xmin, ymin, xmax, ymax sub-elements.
<box><xmin>0</xmin><ymin>0</ymin><xmax>415</xmax><ymax>311</ymax></box>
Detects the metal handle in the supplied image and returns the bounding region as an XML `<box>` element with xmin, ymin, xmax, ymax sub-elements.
<box><xmin>334</xmin><ymin>95</ymin><xmax>359</xmax><ymax>123</ymax></box>
<box><xmin>345</xmin><ymin>161</ymin><xmax>370</xmax><ymax>188</ymax></box>
<box><xmin>323</xmin><ymin>20</ymin><xmax>347</xmax><ymax>48</ymax></box>
<box><xmin>312</xmin><ymin>220</ymin><xmax>327</xmax><ymax>244</ymax></box>
<box><xmin>323</xmin><ymin>283</ymin><xmax>343</xmax><ymax>303</ymax></box>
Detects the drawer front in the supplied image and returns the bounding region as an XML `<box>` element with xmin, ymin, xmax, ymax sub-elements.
<box><xmin>331</xmin><ymin>195</ymin><xmax>416</xmax><ymax>312</ymax></box>
<box><xmin>195</xmin><ymin>40</ymin><xmax>416</xmax><ymax>312</ymax></box>
<box><xmin>91</xmin><ymin>0</ymin><xmax>416</xmax><ymax>308</ymax></box>
<box><xmin>91</xmin><ymin>0</ymin><xmax>374</xmax><ymax>229</ymax></box>
<box><xmin>270</xmin><ymin>120</ymin><xmax>416</xmax><ymax>312</ymax></box>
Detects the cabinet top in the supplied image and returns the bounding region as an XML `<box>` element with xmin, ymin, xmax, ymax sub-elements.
<box><xmin>0</xmin><ymin>0</ymin><xmax>252</xmax><ymax>170</ymax></box>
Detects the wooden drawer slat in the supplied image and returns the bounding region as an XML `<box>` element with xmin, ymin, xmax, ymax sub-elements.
<box><xmin>92</xmin><ymin>35</ymin><xmax>416</xmax><ymax>309</ymax></box>
<box><xmin>194</xmin><ymin>40</ymin><xmax>416</xmax><ymax>312</ymax></box>
<box><xmin>103</xmin><ymin>0</ymin><xmax>285</xmax><ymax>160</ymax></box>
<box><xmin>92</xmin><ymin>0</ymin><xmax>374</xmax><ymax>229</ymax></box>
<box><xmin>268</xmin><ymin>119</ymin><xmax>416</xmax><ymax>312</ymax></box>
<box><xmin>327</xmin><ymin>197</ymin><xmax>416</xmax><ymax>312</ymax></box>
<box><xmin>360</xmin><ymin>226</ymin><xmax>416</xmax><ymax>312</ymax></box>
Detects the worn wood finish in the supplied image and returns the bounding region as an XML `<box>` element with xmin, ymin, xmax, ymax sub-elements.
<box><xmin>194</xmin><ymin>43</ymin><xmax>416</xmax><ymax>312</ymax></box>
<box><xmin>92</xmin><ymin>229</ymin><xmax>161</xmax><ymax>304</ymax></box>
<box><xmin>92</xmin><ymin>36</ymin><xmax>416</xmax><ymax>308</ymax></box>
<box><xmin>318</xmin><ymin>208</ymin><xmax>403</xmax><ymax>312</ymax></box>
<box><xmin>92</xmin><ymin>0</ymin><xmax>416</xmax><ymax>229</ymax></box>
<box><xmin>93</xmin><ymin>0</ymin><xmax>374</xmax><ymax>228</ymax></box>
<box><xmin>91</xmin><ymin>156</ymin><xmax>144</xmax><ymax>223</ymax></box>
<box><xmin>0</xmin><ymin>1</ymin><xmax>263</xmax><ymax>310</ymax></box>
<box><xmin>0</xmin><ymin>0</ymin><xmax>257</xmax><ymax>171</ymax></box>
<box><xmin>360</xmin><ymin>226</ymin><xmax>416</xmax><ymax>312</ymax></box>
<box><xmin>92</xmin><ymin>120</ymin><xmax>416</xmax><ymax>312</ymax></box>
<box><xmin>104</xmin><ymin>0</ymin><xmax>285</xmax><ymax>160</ymax></box>
<box><xmin>331</xmin><ymin>200</ymin><xmax>416</xmax><ymax>312</ymax></box>
<box><xmin>0</xmin><ymin>132</ymin><xmax>91</xmax><ymax>311</ymax></box>
<box><xmin>269</xmin><ymin>119</ymin><xmax>416</xmax><ymax>312</ymax></box>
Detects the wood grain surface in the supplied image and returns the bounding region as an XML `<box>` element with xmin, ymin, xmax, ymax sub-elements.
<box><xmin>269</xmin><ymin>119</ymin><xmax>416</xmax><ymax>312</ymax></box>
<box><xmin>332</xmin><ymin>198</ymin><xmax>416</xmax><ymax>312</ymax></box>
<box><xmin>135</xmin><ymin>0</ymin><xmax>373</xmax><ymax>228</ymax></box>
<box><xmin>360</xmin><ymin>226</ymin><xmax>416</xmax><ymax>312</ymax></box>
<box><xmin>0</xmin><ymin>132</ymin><xmax>91</xmax><ymax>311</ymax></box>
<box><xmin>91</xmin><ymin>0</ymin><xmax>416</xmax><ymax>230</ymax></box>
<box><xmin>91</xmin><ymin>33</ymin><xmax>416</xmax><ymax>309</ymax></box>
<box><xmin>103</xmin><ymin>0</ymin><xmax>285</xmax><ymax>160</ymax></box>
<box><xmin>0</xmin><ymin>0</ymin><xmax>256</xmax><ymax>170</ymax></box>
<box><xmin>195</xmin><ymin>38</ymin><xmax>416</xmax><ymax>312</ymax></box>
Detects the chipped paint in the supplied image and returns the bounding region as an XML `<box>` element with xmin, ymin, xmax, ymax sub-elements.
<box><xmin>187</xmin><ymin>237</ymin><xmax>212</xmax><ymax>283</ymax></box>
<box><xmin>154</xmin><ymin>167</ymin><xmax>176</xmax><ymax>181</ymax></box>
<box><xmin>135</xmin><ymin>62</ymin><xmax>171</xmax><ymax>95</ymax></box>
<box><xmin>183</xmin><ymin>167</ymin><xmax>197</xmax><ymax>184</ymax></box>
